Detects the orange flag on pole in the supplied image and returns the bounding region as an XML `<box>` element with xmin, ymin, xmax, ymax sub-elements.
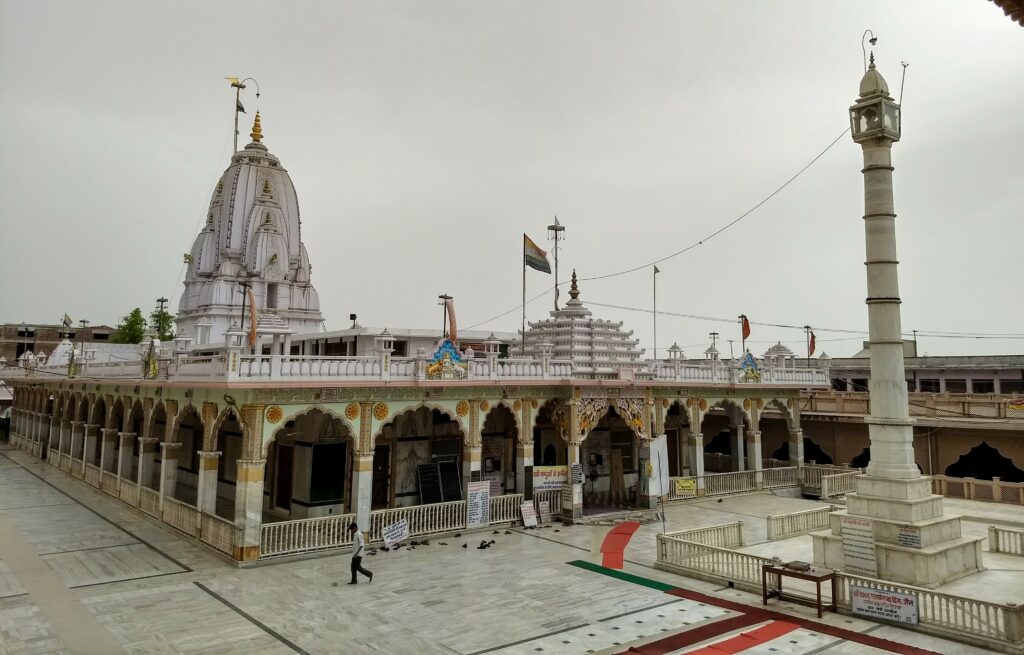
<box><xmin>247</xmin><ymin>287</ymin><xmax>258</xmax><ymax>347</ymax></box>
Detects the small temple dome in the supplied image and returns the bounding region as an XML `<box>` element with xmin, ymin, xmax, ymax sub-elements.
<box><xmin>520</xmin><ymin>270</ymin><xmax>645</xmax><ymax>379</ymax></box>
<box><xmin>859</xmin><ymin>58</ymin><xmax>890</xmax><ymax>98</ymax></box>
<box><xmin>763</xmin><ymin>342</ymin><xmax>795</xmax><ymax>358</ymax></box>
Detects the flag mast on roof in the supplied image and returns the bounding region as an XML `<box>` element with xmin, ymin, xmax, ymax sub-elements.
<box><xmin>226</xmin><ymin>76</ymin><xmax>261</xmax><ymax>153</ymax></box>
<box><xmin>547</xmin><ymin>216</ymin><xmax>565</xmax><ymax>311</ymax></box>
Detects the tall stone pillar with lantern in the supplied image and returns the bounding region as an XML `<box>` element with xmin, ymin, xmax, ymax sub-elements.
<box><xmin>812</xmin><ymin>55</ymin><xmax>983</xmax><ymax>587</ymax></box>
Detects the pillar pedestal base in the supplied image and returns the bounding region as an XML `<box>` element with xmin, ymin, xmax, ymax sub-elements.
<box><xmin>812</xmin><ymin>474</ymin><xmax>984</xmax><ymax>588</ymax></box>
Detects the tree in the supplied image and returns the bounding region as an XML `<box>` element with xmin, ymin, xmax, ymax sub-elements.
<box><xmin>112</xmin><ymin>308</ymin><xmax>147</xmax><ymax>344</ymax></box>
<box><xmin>149</xmin><ymin>307</ymin><xmax>174</xmax><ymax>341</ymax></box>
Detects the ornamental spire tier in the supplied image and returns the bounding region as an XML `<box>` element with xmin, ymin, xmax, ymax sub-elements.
<box><xmin>176</xmin><ymin>113</ymin><xmax>323</xmax><ymax>346</ymax></box>
<box><xmin>811</xmin><ymin>55</ymin><xmax>983</xmax><ymax>588</ymax></box>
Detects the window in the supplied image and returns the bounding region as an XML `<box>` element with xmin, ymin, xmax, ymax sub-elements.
<box><xmin>831</xmin><ymin>379</ymin><xmax>849</xmax><ymax>391</ymax></box>
<box><xmin>392</xmin><ymin>340</ymin><xmax>408</xmax><ymax>357</ymax></box>
<box><xmin>266</xmin><ymin>283</ymin><xmax>278</xmax><ymax>310</ymax></box>
<box><xmin>919</xmin><ymin>379</ymin><xmax>941</xmax><ymax>393</ymax></box>
<box><xmin>92</xmin><ymin>332</ymin><xmax>110</xmax><ymax>341</ymax></box>
<box><xmin>972</xmin><ymin>379</ymin><xmax>995</xmax><ymax>394</ymax></box>
<box><xmin>945</xmin><ymin>379</ymin><xmax>967</xmax><ymax>393</ymax></box>
<box><xmin>851</xmin><ymin>379</ymin><xmax>869</xmax><ymax>392</ymax></box>
<box><xmin>1000</xmin><ymin>380</ymin><xmax>1023</xmax><ymax>394</ymax></box>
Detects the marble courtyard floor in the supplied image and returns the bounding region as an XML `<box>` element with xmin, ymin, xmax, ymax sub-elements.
<box><xmin>0</xmin><ymin>444</ymin><xmax>1015</xmax><ymax>655</ymax></box>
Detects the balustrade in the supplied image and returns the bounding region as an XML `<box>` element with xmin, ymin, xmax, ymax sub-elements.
<box><xmin>820</xmin><ymin>471</ymin><xmax>860</xmax><ymax>498</ymax></box>
<box><xmin>119</xmin><ymin>482</ymin><xmax>139</xmax><ymax>507</ymax></box>
<box><xmin>200</xmin><ymin>513</ymin><xmax>239</xmax><ymax>555</ymax></box>
<box><xmin>656</xmin><ymin>533</ymin><xmax>770</xmax><ymax>588</ymax></box>
<box><xmin>665</xmin><ymin>522</ymin><xmax>743</xmax><ymax>548</ymax></box>
<box><xmin>932</xmin><ymin>475</ymin><xmax>1024</xmax><ymax>507</ymax></box>
<box><xmin>162</xmin><ymin>498</ymin><xmax>199</xmax><ymax>536</ymax></box>
<box><xmin>835</xmin><ymin>573</ymin><xmax>1023</xmax><ymax>646</ymax></box>
<box><xmin>139</xmin><ymin>487</ymin><xmax>160</xmax><ymax>517</ymax></box>
<box><xmin>100</xmin><ymin>471</ymin><xmax>119</xmax><ymax>496</ymax></box>
<box><xmin>988</xmin><ymin>526</ymin><xmax>1024</xmax><ymax>556</ymax></box>
<box><xmin>766</xmin><ymin>505</ymin><xmax>835</xmax><ymax>540</ymax></box>
<box><xmin>703</xmin><ymin>470</ymin><xmax>757</xmax><ymax>496</ymax></box>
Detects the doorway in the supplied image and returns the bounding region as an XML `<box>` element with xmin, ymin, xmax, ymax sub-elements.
<box><xmin>275</xmin><ymin>444</ymin><xmax>293</xmax><ymax>511</ymax></box>
<box><xmin>372</xmin><ymin>444</ymin><xmax>391</xmax><ymax>509</ymax></box>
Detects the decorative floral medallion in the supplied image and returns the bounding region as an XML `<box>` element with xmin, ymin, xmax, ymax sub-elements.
<box><xmin>345</xmin><ymin>403</ymin><xmax>359</xmax><ymax>420</ymax></box>
<box><xmin>266</xmin><ymin>406</ymin><xmax>283</xmax><ymax>424</ymax></box>
<box><xmin>531</xmin><ymin>399</ymin><xmax>539</xmax><ymax>409</ymax></box>
<box><xmin>661</xmin><ymin>398</ymin><xmax>670</xmax><ymax>409</ymax></box>
<box><xmin>456</xmin><ymin>400</ymin><xmax>469</xmax><ymax>417</ymax></box>
<box><xmin>512</xmin><ymin>399</ymin><xmax>522</xmax><ymax>411</ymax></box>
<box><xmin>372</xmin><ymin>403</ymin><xmax>388</xmax><ymax>421</ymax></box>
<box><xmin>479</xmin><ymin>400</ymin><xmax>490</xmax><ymax>412</ymax></box>
<box><xmin>756</xmin><ymin>398</ymin><xmax>764</xmax><ymax>409</ymax></box>
<box><xmin>686</xmin><ymin>398</ymin><xmax>694</xmax><ymax>408</ymax></box>
<box><xmin>698</xmin><ymin>398</ymin><xmax>708</xmax><ymax>411</ymax></box>
<box><xmin>742</xmin><ymin>398</ymin><xmax>751</xmax><ymax>410</ymax></box>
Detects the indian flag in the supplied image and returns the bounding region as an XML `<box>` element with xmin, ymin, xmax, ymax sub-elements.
<box><xmin>523</xmin><ymin>234</ymin><xmax>551</xmax><ymax>273</ymax></box>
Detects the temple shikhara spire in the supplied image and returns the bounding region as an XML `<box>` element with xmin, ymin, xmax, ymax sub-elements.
<box><xmin>175</xmin><ymin>112</ymin><xmax>323</xmax><ymax>345</ymax></box>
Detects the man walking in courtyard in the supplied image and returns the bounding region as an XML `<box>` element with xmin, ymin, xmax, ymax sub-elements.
<box><xmin>348</xmin><ymin>522</ymin><xmax>373</xmax><ymax>585</ymax></box>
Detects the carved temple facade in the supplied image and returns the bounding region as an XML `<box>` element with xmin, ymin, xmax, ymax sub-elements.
<box><xmin>4</xmin><ymin>336</ymin><xmax>827</xmax><ymax>563</ymax></box>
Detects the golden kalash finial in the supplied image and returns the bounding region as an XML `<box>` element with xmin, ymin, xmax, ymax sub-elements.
<box><xmin>569</xmin><ymin>269</ymin><xmax>580</xmax><ymax>300</ymax></box>
<box><xmin>250</xmin><ymin>112</ymin><xmax>263</xmax><ymax>143</ymax></box>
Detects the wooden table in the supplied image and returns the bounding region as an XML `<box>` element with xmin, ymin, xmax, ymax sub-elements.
<box><xmin>761</xmin><ymin>563</ymin><xmax>837</xmax><ymax>618</ymax></box>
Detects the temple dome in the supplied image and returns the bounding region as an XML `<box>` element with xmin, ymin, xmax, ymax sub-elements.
<box><xmin>176</xmin><ymin>113</ymin><xmax>323</xmax><ymax>345</ymax></box>
<box><xmin>763</xmin><ymin>342</ymin><xmax>795</xmax><ymax>358</ymax></box>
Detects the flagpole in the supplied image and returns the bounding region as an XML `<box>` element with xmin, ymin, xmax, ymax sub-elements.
<box><xmin>653</xmin><ymin>266</ymin><xmax>658</xmax><ymax>360</ymax></box>
<box><xmin>738</xmin><ymin>314</ymin><xmax>746</xmax><ymax>353</ymax></box>
<box><xmin>522</xmin><ymin>241</ymin><xmax>527</xmax><ymax>356</ymax></box>
<box><xmin>233</xmin><ymin>83</ymin><xmax>241</xmax><ymax>153</ymax></box>
<box><xmin>804</xmin><ymin>325</ymin><xmax>811</xmax><ymax>366</ymax></box>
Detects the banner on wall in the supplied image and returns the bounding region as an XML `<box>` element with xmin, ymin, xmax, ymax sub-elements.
<box><xmin>532</xmin><ymin>465</ymin><xmax>568</xmax><ymax>491</ymax></box>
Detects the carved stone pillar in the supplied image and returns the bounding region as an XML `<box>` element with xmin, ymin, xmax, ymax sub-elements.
<box><xmin>731</xmin><ymin>423</ymin><xmax>746</xmax><ymax>472</ymax></box>
<box><xmin>137</xmin><ymin>437</ymin><xmax>158</xmax><ymax>489</ymax></box>
<box><xmin>463</xmin><ymin>400</ymin><xmax>483</xmax><ymax>496</ymax></box>
<box><xmin>117</xmin><ymin>432</ymin><xmax>136</xmax><ymax>480</ymax></box>
<box><xmin>690</xmin><ymin>431</ymin><xmax>706</xmax><ymax>495</ymax></box>
<box><xmin>788</xmin><ymin>428</ymin><xmax>804</xmax><ymax>467</ymax></box>
<box><xmin>158</xmin><ymin>442</ymin><xmax>181</xmax><ymax>509</ymax></box>
<box><xmin>70</xmin><ymin>421</ymin><xmax>85</xmax><ymax>461</ymax></box>
<box><xmin>233</xmin><ymin>459</ymin><xmax>266</xmax><ymax>561</ymax></box>
<box><xmin>747</xmin><ymin>430</ymin><xmax>763</xmax><ymax>489</ymax></box>
<box><xmin>100</xmin><ymin>428</ymin><xmax>118</xmax><ymax>472</ymax></box>
<box><xmin>196</xmin><ymin>451</ymin><xmax>221</xmax><ymax>515</ymax></box>
<box><xmin>82</xmin><ymin>424</ymin><xmax>98</xmax><ymax>473</ymax></box>
<box><xmin>350</xmin><ymin>452</ymin><xmax>374</xmax><ymax>531</ymax></box>
<box><xmin>515</xmin><ymin>442</ymin><xmax>533</xmax><ymax>499</ymax></box>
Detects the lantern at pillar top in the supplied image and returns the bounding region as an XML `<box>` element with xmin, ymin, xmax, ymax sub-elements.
<box><xmin>850</xmin><ymin>54</ymin><xmax>900</xmax><ymax>144</ymax></box>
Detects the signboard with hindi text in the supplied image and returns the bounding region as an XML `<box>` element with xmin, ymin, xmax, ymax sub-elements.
<box><xmin>674</xmin><ymin>478</ymin><xmax>697</xmax><ymax>498</ymax></box>
<box><xmin>533</xmin><ymin>466</ymin><xmax>568</xmax><ymax>491</ymax></box>
<box><xmin>466</xmin><ymin>481</ymin><xmax>491</xmax><ymax>529</ymax></box>
<box><xmin>520</xmin><ymin>502</ymin><xmax>538</xmax><ymax>527</ymax></box>
<box><xmin>898</xmin><ymin>525</ymin><xmax>922</xmax><ymax>549</ymax></box>
<box><xmin>851</xmin><ymin>585</ymin><xmax>919</xmax><ymax>625</ymax></box>
<box><xmin>382</xmin><ymin>519</ymin><xmax>409</xmax><ymax>548</ymax></box>
<box><xmin>537</xmin><ymin>501</ymin><xmax>552</xmax><ymax>523</ymax></box>
<box><xmin>841</xmin><ymin>516</ymin><xmax>878</xmax><ymax>577</ymax></box>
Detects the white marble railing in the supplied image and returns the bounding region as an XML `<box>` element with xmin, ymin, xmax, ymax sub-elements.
<box><xmin>704</xmin><ymin>470</ymin><xmax>757</xmax><ymax>496</ymax></box>
<box><xmin>835</xmin><ymin>572</ymin><xmax>1024</xmax><ymax>646</ymax></box>
<box><xmin>762</xmin><ymin>467</ymin><xmax>800</xmax><ymax>489</ymax></box>
<box><xmin>821</xmin><ymin>471</ymin><xmax>860</xmax><ymax>498</ymax></box>
<box><xmin>200</xmin><ymin>514</ymin><xmax>238</xmax><ymax>555</ymax></box>
<box><xmin>162</xmin><ymin>497</ymin><xmax>199</xmax><ymax>537</ymax></box>
<box><xmin>932</xmin><ymin>475</ymin><xmax>1024</xmax><ymax>507</ymax></box>
<box><xmin>2</xmin><ymin>350</ymin><xmax>830</xmax><ymax>387</ymax></box>
<box><xmin>988</xmin><ymin>526</ymin><xmax>1024</xmax><ymax>557</ymax></box>
<box><xmin>260</xmin><ymin>513</ymin><xmax>357</xmax><ymax>559</ymax></box>
<box><xmin>119</xmin><ymin>482</ymin><xmax>139</xmax><ymax>507</ymax></box>
<box><xmin>665</xmin><ymin>522</ymin><xmax>743</xmax><ymax>548</ymax></box>
<box><xmin>490</xmin><ymin>493</ymin><xmax>524</xmax><ymax>524</ymax></box>
<box><xmin>804</xmin><ymin>390</ymin><xmax>1024</xmax><ymax>420</ymax></box>
<box><xmin>100</xmin><ymin>471</ymin><xmax>119</xmax><ymax>496</ymax></box>
<box><xmin>368</xmin><ymin>500</ymin><xmax>467</xmax><ymax>542</ymax></box>
<box><xmin>139</xmin><ymin>487</ymin><xmax>161</xmax><ymax>517</ymax></box>
<box><xmin>766</xmin><ymin>505</ymin><xmax>835</xmax><ymax>540</ymax></box>
<box><xmin>656</xmin><ymin>533</ymin><xmax>771</xmax><ymax>588</ymax></box>
<box><xmin>798</xmin><ymin>465</ymin><xmax>852</xmax><ymax>489</ymax></box>
<box><xmin>532</xmin><ymin>489</ymin><xmax>563</xmax><ymax>516</ymax></box>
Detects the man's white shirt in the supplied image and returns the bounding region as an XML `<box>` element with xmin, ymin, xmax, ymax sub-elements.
<box><xmin>353</xmin><ymin>530</ymin><xmax>365</xmax><ymax>557</ymax></box>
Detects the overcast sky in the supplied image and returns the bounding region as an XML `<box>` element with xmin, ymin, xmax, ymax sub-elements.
<box><xmin>1</xmin><ymin>1</ymin><xmax>1021</xmax><ymax>357</ymax></box>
